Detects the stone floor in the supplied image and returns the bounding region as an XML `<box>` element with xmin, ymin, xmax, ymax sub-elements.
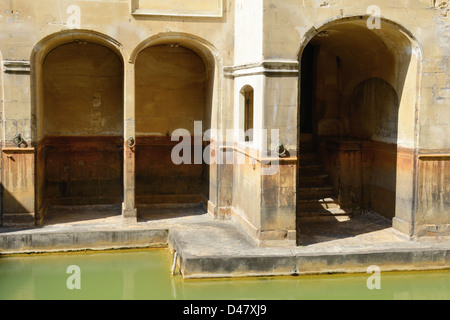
<box><xmin>298</xmin><ymin>211</ymin><xmax>406</xmax><ymax>247</ymax></box>
<box><xmin>38</xmin><ymin>205</ymin><xmax>429</xmax><ymax>250</ymax></box>
<box><xmin>42</xmin><ymin>203</ymin><xmax>215</xmax><ymax>229</ymax></box>
<box><xmin>5</xmin><ymin>204</ymin><xmax>450</xmax><ymax>252</ymax></box>
<box><xmin>2</xmin><ymin>205</ymin><xmax>450</xmax><ymax>278</ymax></box>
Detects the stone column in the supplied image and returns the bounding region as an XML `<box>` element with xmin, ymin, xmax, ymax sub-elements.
<box><xmin>1</xmin><ymin>60</ymin><xmax>36</xmax><ymax>227</ymax></box>
<box><xmin>260</xmin><ymin>63</ymin><xmax>299</xmax><ymax>246</ymax></box>
<box><xmin>227</xmin><ymin>60</ymin><xmax>299</xmax><ymax>246</ymax></box>
<box><xmin>122</xmin><ymin>62</ymin><xmax>137</xmax><ymax>223</ymax></box>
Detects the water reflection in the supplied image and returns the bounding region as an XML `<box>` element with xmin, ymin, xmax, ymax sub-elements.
<box><xmin>0</xmin><ymin>250</ymin><xmax>449</xmax><ymax>300</ymax></box>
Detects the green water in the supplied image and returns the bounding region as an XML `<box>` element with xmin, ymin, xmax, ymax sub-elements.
<box><xmin>0</xmin><ymin>249</ymin><xmax>449</xmax><ymax>300</ymax></box>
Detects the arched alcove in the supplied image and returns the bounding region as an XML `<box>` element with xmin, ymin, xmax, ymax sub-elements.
<box><xmin>31</xmin><ymin>31</ymin><xmax>126</xmax><ymax>224</ymax></box>
<box><xmin>297</xmin><ymin>16</ymin><xmax>421</xmax><ymax>242</ymax></box>
<box><xmin>132</xmin><ymin>34</ymin><xmax>219</xmax><ymax>216</ymax></box>
<box><xmin>240</xmin><ymin>85</ymin><xmax>254</xmax><ymax>142</ymax></box>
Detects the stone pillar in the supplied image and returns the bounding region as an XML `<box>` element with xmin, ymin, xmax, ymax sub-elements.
<box><xmin>1</xmin><ymin>60</ymin><xmax>36</xmax><ymax>227</ymax></box>
<box><xmin>227</xmin><ymin>60</ymin><xmax>299</xmax><ymax>246</ymax></box>
<box><xmin>260</xmin><ymin>65</ymin><xmax>299</xmax><ymax>246</ymax></box>
<box><xmin>122</xmin><ymin>62</ymin><xmax>137</xmax><ymax>223</ymax></box>
<box><xmin>391</xmin><ymin>147</ymin><xmax>416</xmax><ymax>237</ymax></box>
<box><xmin>207</xmin><ymin>139</ymin><xmax>234</xmax><ymax>220</ymax></box>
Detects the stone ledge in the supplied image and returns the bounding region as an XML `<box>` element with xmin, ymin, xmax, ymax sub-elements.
<box><xmin>130</xmin><ymin>0</ymin><xmax>223</xmax><ymax>17</ymax></box>
<box><xmin>2</xmin><ymin>215</ymin><xmax>450</xmax><ymax>280</ymax></box>
<box><xmin>171</xmin><ymin>245</ymin><xmax>450</xmax><ymax>279</ymax></box>
<box><xmin>295</xmin><ymin>249</ymin><xmax>450</xmax><ymax>275</ymax></box>
<box><xmin>166</xmin><ymin>217</ymin><xmax>450</xmax><ymax>279</ymax></box>
<box><xmin>224</xmin><ymin>60</ymin><xmax>299</xmax><ymax>78</ymax></box>
<box><xmin>0</xmin><ymin>228</ymin><xmax>168</xmax><ymax>254</ymax></box>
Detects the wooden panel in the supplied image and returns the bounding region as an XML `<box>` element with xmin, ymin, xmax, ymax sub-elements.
<box><xmin>2</xmin><ymin>148</ymin><xmax>35</xmax><ymax>215</ymax></box>
<box><xmin>136</xmin><ymin>136</ymin><xmax>209</xmax><ymax>203</ymax></box>
<box><xmin>418</xmin><ymin>156</ymin><xmax>450</xmax><ymax>228</ymax></box>
<box><xmin>43</xmin><ymin>136</ymin><xmax>123</xmax><ymax>205</ymax></box>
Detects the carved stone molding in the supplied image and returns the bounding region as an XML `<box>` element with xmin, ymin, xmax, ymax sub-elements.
<box><xmin>131</xmin><ymin>0</ymin><xmax>223</xmax><ymax>18</ymax></box>
<box><xmin>3</xmin><ymin>60</ymin><xmax>31</xmax><ymax>74</ymax></box>
<box><xmin>224</xmin><ymin>60</ymin><xmax>299</xmax><ymax>78</ymax></box>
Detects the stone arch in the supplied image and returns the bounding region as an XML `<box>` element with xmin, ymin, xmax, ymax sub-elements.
<box><xmin>131</xmin><ymin>32</ymin><xmax>221</xmax><ymax>135</ymax></box>
<box><xmin>131</xmin><ymin>33</ymin><xmax>221</xmax><ymax>212</ymax></box>
<box><xmin>31</xmin><ymin>30</ymin><xmax>127</xmax><ymax>222</ymax></box>
<box><xmin>130</xmin><ymin>32</ymin><xmax>219</xmax><ymax>67</ymax></box>
<box><xmin>30</xmin><ymin>29</ymin><xmax>128</xmax><ymax>143</ymax></box>
<box><xmin>239</xmin><ymin>85</ymin><xmax>254</xmax><ymax>142</ymax></box>
<box><xmin>349</xmin><ymin>78</ymin><xmax>400</xmax><ymax>143</ymax></box>
<box><xmin>296</xmin><ymin>16</ymin><xmax>422</xmax><ymax>238</ymax></box>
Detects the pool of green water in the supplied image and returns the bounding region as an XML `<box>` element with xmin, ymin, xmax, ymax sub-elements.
<box><xmin>1</xmin><ymin>249</ymin><xmax>449</xmax><ymax>300</ymax></box>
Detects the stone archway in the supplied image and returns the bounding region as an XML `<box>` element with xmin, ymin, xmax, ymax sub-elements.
<box><xmin>31</xmin><ymin>31</ymin><xmax>126</xmax><ymax>224</ymax></box>
<box><xmin>131</xmin><ymin>33</ymin><xmax>220</xmax><ymax>219</ymax></box>
<box><xmin>296</xmin><ymin>16</ymin><xmax>422</xmax><ymax>242</ymax></box>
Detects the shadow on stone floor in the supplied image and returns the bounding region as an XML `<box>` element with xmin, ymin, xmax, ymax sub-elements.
<box><xmin>41</xmin><ymin>203</ymin><xmax>207</xmax><ymax>226</ymax></box>
<box><xmin>297</xmin><ymin>211</ymin><xmax>395</xmax><ymax>246</ymax></box>
<box><xmin>42</xmin><ymin>204</ymin><xmax>122</xmax><ymax>226</ymax></box>
<box><xmin>137</xmin><ymin>203</ymin><xmax>207</xmax><ymax>222</ymax></box>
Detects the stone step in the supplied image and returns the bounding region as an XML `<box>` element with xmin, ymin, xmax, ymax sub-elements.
<box><xmin>299</xmin><ymin>133</ymin><xmax>313</xmax><ymax>143</ymax></box>
<box><xmin>298</xmin><ymin>208</ymin><xmax>352</xmax><ymax>222</ymax></box>
<box><xmin>297</xmin><ymin>197</ymin><xmax>340</xmax><ymax>210</ymax></box>
<box><xmin>298</xmin><ymin>163</ymin><xmax>324</xmax><ymax>173</ymax></box>
<box><xmin>298</xmin><ymin>152</ymin><xmax>320</xmax><ymax>165</ymax></box>
<box><xmin>297</xmin><ymin>186</ymin><xmax>335</xmax><ymax>200</ymax></box>
<box><xmin>298</xmin><ymin>207</ymin><xmax>346</xmax><ymax>216</ymax></box>
<box><xmin>2</xmin><ymin>213</ymin><xmax>36</xmax><ymax>228</ymax></box>
<box><xmin>299</xmin><ymin>163</ymin><xmax>325</xmax><ymax>173</ymax></box>
<box><xmin>297</xmin><ymin>143</ymin><xmax>338</xmax><ymax>202</ymax></box>
<box><xmin>299</xmin><ymin>143</ymin><xmax>316</xmax><ymax>153</ymax></box>
<box><xmin>298</xmin><ymin>173</ymin><xmax>330</xmax><ymax>187</ymax></box>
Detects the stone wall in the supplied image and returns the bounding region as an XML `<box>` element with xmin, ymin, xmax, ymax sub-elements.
<box><xmin>0</xmin><ymin>0</ymin><xmax>449</xmax><ymax>241</ymax></box>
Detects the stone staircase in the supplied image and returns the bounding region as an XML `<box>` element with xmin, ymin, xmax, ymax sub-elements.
<box><xmin>297</xmin><ymin>137</ymin><xmax>352</xmax><ymax>223</ymax></box>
